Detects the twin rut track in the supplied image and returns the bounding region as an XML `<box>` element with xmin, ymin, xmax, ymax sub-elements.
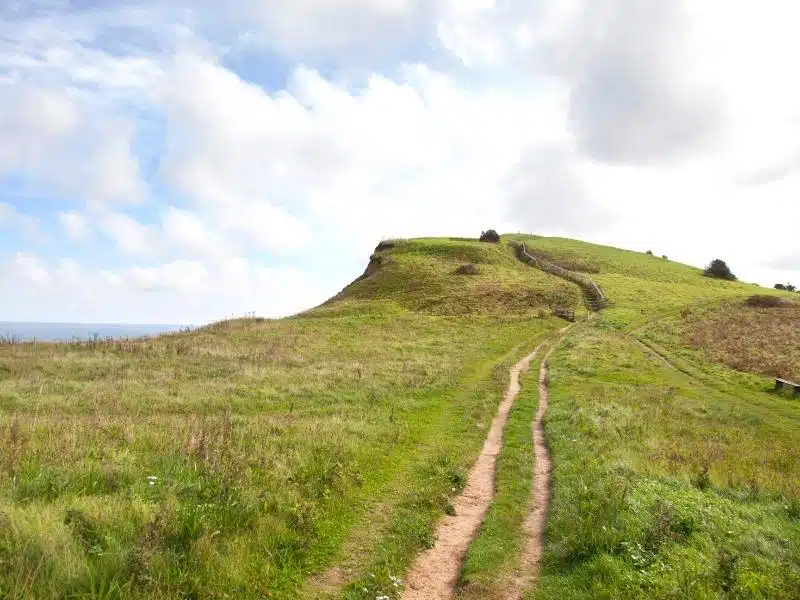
<box><xmin>402</xmin><ymin>327</ymin><xmax>571</xmax><ymax>600</ymax></box>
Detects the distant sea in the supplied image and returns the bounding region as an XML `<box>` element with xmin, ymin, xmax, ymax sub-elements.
<box><xmin>0</xmin><ymin>322</ymin><xmax>187</xmax><ymax>343</ymax></box>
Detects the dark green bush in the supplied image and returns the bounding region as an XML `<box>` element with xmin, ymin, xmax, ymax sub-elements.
<box><xmin>479</xmin><ymin>230</ymin><xmax>500</xmax><ymax>243</ymax></box>
<box><xmin>704</xmin><ymin>259</ymin><xmax>736</xmax><ymax>281</ymax></box>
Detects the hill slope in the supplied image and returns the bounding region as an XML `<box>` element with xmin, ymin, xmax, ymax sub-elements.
<box><xmin>1</xmin><ymin>235</ymin><xmax>798</xmax><ymax>600</ymax></box>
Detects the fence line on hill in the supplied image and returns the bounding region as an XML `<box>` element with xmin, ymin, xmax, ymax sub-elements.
<box><xmin>511</xmin><ymin>241</ymin><xmax>610</xmax><ymax>312</ymax></box>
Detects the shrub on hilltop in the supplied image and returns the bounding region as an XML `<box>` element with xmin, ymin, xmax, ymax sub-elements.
<box><xmin>704</xmin><ymin>258</ymin><xmax>736</xmax><ymax>281</ymax></box>
<box><xmin>479</xmin><ymin>229</ymin><xmax>501</xmax><ymax>243</ymax></box>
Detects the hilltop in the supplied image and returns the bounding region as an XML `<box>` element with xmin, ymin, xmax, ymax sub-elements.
<box><xmin>0</xmin><ymin>235</ymin><xmax>798</xmax><ymax>600</ymax></box>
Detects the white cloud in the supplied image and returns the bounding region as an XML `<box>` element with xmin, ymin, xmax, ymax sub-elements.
<box><xmin>2</xmin><ymin>0</ymin><xmax>800</xmax><ymax>324</ymax></box>
<box><xmin>0</xmin><ymin>252</ymin><xmax>333</xmax><ymax>324</ymax></box>
<box><xmin>178</xmin><ymin>0</ymin><xmax>439</xmax><ymax>57</ymax></box>
<box><xmin>157</xmin><ymin>53</ymin><xmax>572</xmax><ymax>258</ymax></box>
<box><xmin>0</xmin><ymin>203</ymin><xmax>43</xmax><ymax>241</ymax></box>
<box><xmin>58</xmin><ymin>211</ymin><xmax>91</xmax><ymax>241</ymax></box>
<box><xmin>8</xmin><ymin>252</ymin><xmax>49</xmax><ymax>285</ymax></box>
<box><xmin>437</xmin><ymin>0</ymin><xmax>800</xmax><ymax>167</ymax></box>
<box><xmin>0</xmin><ymin>85</ymin><xmax>145</xmax><ymax>207</ymax></box>
<box><xmin>0</xmin><ymin>86</ymin><xmax>79</xmax><ymax>174</ymax></box>
<box><xmin>98</xmin><ymin>213</ymin><xmax>161</xmax><ymax>258</ymax></box>
<box><xmin>160</xmin><ymin>207</ymin><xmax>230</xmax><ymax>257</ymax></box>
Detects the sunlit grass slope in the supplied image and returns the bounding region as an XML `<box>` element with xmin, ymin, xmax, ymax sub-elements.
<box><xmin>505</xmin><ymin>234</ymin><xmax>777</xmax><ymax>328</ymax></box>
<box><xmin>0</xmin><ymin>237</ymin><xmax>566</xmax><ymax>600</ymax></box>
<box><xmin>534</xmin><ymin>326</ymin><xmax>800</xmax><ymax>600</ymax></box>
<box><xmin>330</xmin><ymin>237</ymin><xmax>580</xmax><ymax>315</ymax></box>
<box><xmin>495</xmin><ymin>236</ymin><xmax>800</xmax><ymax>599</ymax></box>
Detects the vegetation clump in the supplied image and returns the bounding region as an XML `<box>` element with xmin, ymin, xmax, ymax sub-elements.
<box><xmin>704</xmin><ymin>258</ymin><xmax>736</xmax><ymax>281</ymax></box>
<box><xmin>775</xmin><ymin>283</ymin><xmax>796</xmax><ymax>292</ymax></box>
<box><xmin>455</xmin><ymin>263</ymin><xmax>480</xmax><ymax>276</ymax></box>
<box><xmin>375</xmin><ymin>240</ymin><xmax>397</xmax><ymax>252</ymax></box>
<box><xmin>746</xmin><ymin>295</ymin><xmax>785</xmax><ymax>308</ymax></box>
<box><xmin>479</xmin><ymin>229</ymin><xmax>501</xmax><ymax>243</ymax></box>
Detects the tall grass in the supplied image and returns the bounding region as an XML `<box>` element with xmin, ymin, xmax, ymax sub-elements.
<box><xmin>0</xmin><ymin>238</ymin><xmax>565</xmax><ymax>600</ymax></box>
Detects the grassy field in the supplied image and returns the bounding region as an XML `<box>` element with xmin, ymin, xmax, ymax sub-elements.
<box><xmin>0</xmin><ymin>238</ymin><xmax>567</xmax><ymax>600</ymax></box>
<box><xmin>532</xmin><ymin>326</ymin><xmax>800</xmax><ymax>599</ymax></box>
<box><xmin>500</xmin><ymin>235</ymin><xmax>800</xmax><ymax>598</ymax></box>
<box><xmin>2</xmin><ymin>233</ymin><xmax>798</xmax><ymax>599</ymax></box>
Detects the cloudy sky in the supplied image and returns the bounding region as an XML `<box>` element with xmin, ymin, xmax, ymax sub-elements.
<box><xmin>1</xmin><ymin>0</ymin><xmax>799</xmax><ymax>324</ymax></box>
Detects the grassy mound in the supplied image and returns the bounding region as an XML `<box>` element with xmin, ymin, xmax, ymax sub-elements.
<box><xmin>330</xmin><ymin>238</ymin><xmax>579</xmax><ymax>316</ymax></box>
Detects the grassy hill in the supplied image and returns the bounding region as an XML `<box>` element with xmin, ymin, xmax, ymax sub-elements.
<box><xmin>1</xmin><ymin>235</ymin><xmax>798</xmax><ymax>600</ymax></box>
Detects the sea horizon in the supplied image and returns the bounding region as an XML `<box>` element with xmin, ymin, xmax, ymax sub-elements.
<box><xmin>0</xmin><ymin>321</ymin><xmax>190</xmax><ymax>342</ymax></box>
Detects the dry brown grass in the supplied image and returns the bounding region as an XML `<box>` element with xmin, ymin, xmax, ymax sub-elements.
<box><xmin>682</xmin><ymin>301</ymin><xmax>800</xmax><ymax>380</ymax></box>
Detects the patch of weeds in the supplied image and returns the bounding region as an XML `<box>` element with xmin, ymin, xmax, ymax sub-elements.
<box><xmin>65</xmin><ymin>509</ymin><xmax>107</xmax><ymax>556</ymax></box>
<box><xmin>717</xmin><ymin>548</ymin><xmax>739</xmax><ymax>594</ymax></box>
<box><xmin>14</xmin><ymin>465</ymin><xmax>130</xmax><ymax>503</ymax></box>
<box><xmin>693</xmin><ymin>465</ymin><xmax>712</xmax><ymax>492</ymax></box>
<box><xmin>67</xmin><ymin>569</ymin><xmax>133</xmax><ymax>600</ymax></box>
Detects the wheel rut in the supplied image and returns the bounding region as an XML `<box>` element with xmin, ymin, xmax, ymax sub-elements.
<box><xmin>401</xmin><ymin>345</ymin><xmax>544</xmax><ymax>600</ymax></box>
<box><xmin>513</xmin><ymin>342</ymin><xmax>559</xmax><ymax>597</ymax></box>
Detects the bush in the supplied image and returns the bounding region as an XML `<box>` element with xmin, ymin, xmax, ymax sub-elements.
<box><xmin>455</xmin><ymin>263</ymin><xmax>480</xmax><ymax>276</ymax></box>
<box><xmin>662</xmin><ymin>255</ymin><xmax>668</xmax><ymax>260</ymax></box>
<box><xmin>704</xmin><ymin>259</ymin><xmax>736</xmax><ymax>281</ymax></box>
<box><xmin>479</xmin><ymin>229</ymin><xmax>500</xmax><ymax>243</ymax></box>
<box><xmin>775</xmin><ymin>284</ymin><xmax>787</xmax><ymax>291</ymax></box>
<box><xmin>746</xmin><ymin>295</ymin><xmax>785</xmax><ymax>308</ymax></box>
<box><xmin>646</xmin><ymin>250</ymin><xmax>654</xmax><ymax>255</ymax></box>
<box><xmin>788</xmin><ymin>284</ymin><xmax>797</xmax><ymax>292</ymax></box>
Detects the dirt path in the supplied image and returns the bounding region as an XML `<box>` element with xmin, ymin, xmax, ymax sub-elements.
<box><xmin>514</xmin><ymin>326</ymin><xmax>571</xmax><ymax>598</ymax></box>
<box><xmin>632</xmin><ymin>337</ymin><xmax>678</xmax><ymax>372</ymax></box>
<box><xmin>513</xmin><ymin>346</ymin><xmax>555</xmax><ymax>596</ymax></box>
<box><xmin>401</xmin><ymin>345</ymin><xmax>544</xmax><ymax>600</ymax></box>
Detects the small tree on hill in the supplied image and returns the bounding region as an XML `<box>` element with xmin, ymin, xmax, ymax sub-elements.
<box><xmin>646</xmin><ymin>250</ymin><xmax>653</xmax><ymax>255</ymax></box>
<box><xmin>479</xmin><ymin>229</ymin><xmax>500</xmax><ymax>243</ymax></box>
<box><xmin>775</xmin><ymin>283</ymin><xmax>787</xmax><ymax>291</ymax></box>
<box><xmin>704</xmin><ymin>259</ymin><xmax>736</xmax><ymax>281</ymax></box>
<box><xmin>788</xmin><ymin>284</ymin><xmax>797</xmax><ymax>292</ymax></box>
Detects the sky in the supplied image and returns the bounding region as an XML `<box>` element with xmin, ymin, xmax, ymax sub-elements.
<box><xmin>1</xmin><ymin>0</ymin><xmax>799</xmax><ymax>324</ymax></box>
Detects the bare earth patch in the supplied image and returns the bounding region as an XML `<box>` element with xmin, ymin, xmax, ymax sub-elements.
<box><xmin>401</xmin><ymin>345</ymin><xmax>543</xmax><ymax>600</ymax></box>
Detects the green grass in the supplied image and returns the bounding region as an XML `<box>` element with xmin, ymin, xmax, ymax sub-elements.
<box><xmin>529</xmin><ymin>326</ymin><xmax>800</xmax><ymax>599</ymax></box>
<box><xmin>3</xmin><ymin>233</ymin><xmax>799</xmax><ymax>599</ymax></box>
<box><xmin>0</xmin><ymin>238</ymin><xmax>566</xmax><ymax>600</ymax></box>
<box><xmin>334</xmin><ymin>238</ymin><xmax>581</xmax><ymax>316</ymax></box>
<box><xmin>505</xmin><ymin>234</ymin><xmax>784</xmax><ymax>328</ymax></box>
